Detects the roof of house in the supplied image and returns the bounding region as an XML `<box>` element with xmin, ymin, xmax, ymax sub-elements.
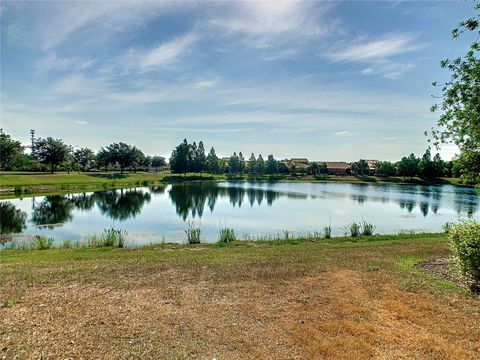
<box><xmin>325</xmin><ymin>162</ymin><xmax>351</xmax><ymax>170</ymax></box>
<box><xmin>290</xmin><ymin>158</ymin><xmax>309</xmax><ymax>163</ymax></box>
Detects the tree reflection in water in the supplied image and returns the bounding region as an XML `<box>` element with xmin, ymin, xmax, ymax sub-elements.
<box><xmin>31</xmin><ymin>195</ymin><xmax>75</xmax><ymax>228</ymax></box>
<box><xmin>168</xmin><ymin>183</ymin><xmax>282</xmax><ymax>220</ymax></box>
<box><xmin>93</xmin><ymin>189</ymin><xmax>151</xmax><ymax>221</ymax></box>
<box><xmin>0</xmin><ymin>202</ymin><xmax>27</xmax><ymax>239</ymax></box>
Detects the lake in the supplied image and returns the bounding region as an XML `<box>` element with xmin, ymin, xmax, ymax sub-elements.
<box><xmin>1</xmin><ymin>181</ymin><xmax>479</xmax><ymax>247</ymax></box>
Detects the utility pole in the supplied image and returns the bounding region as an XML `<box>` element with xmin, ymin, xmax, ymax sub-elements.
<box><xmin>30</xmin><ymin>129</ymin><xmax>35</xmax><ymax>154</ymax></box>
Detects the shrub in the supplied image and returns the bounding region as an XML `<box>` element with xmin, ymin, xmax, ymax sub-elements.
<box><xmin>85</xmin><ymin>228</ymin><xmax>127</xmax><ymax>247</ymax></box>
<box><xmin>345</xmin><ymin>222</ymin><xmax>361</xmax><ymax>237</ymax></box>
<box><xmin>102</xmin><ymin>227</ymin><xmax>127</xmax><ymax>247</ymax></box>
<box><xmin>324</xmin><ymin>226</ymin><xmax>332</xmax><ymax>239</ymax></box>
<box><xmin>33</xmin><ymin>235</ymin><xmax>54</xmax><ymax>250</ymax></box>
<box><xmin>218</xmin><ymin>227</ymin><xmax>236</xmax><ymax>242</ymax></box>
<box><xmin>449</xmin><ymin>220</ymin><xmax>480</xmax><ymax>291</ymax></box>
<box><xmin>185</xmin><ymin>221</ymin><xmax>201</xmax><ymax>244</ymax></box>
<box><xmin>361</xmin><ymin>221</ymin><xmax>375</xmax><ymax>236</ymax></box>
<box><xmin>443</xmin><ymin>221</ymin><xmax>455</xmax><ymax>233</ymax></box>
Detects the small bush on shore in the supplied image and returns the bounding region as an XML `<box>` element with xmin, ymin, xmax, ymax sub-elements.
<box><xmin>34</xmin><ymin>235</ymin><xmax>54</xmax><ymax>250</ymax></box>
<box><xmin>218</xmin><ymin>227</ymin><xmax>236</xmax><ymax>242</ymax></box>
<box><xmin>361</xmin><ymin>221</ymin><xmax>375</xmax><ymax>236</ymax></box>
<box><xmin>85</xmin><ymin>227</ymin><xmax>127</xmax><ymax>247</ymax></box>
<box><xmin>345</xmin><ymin>222</ymin><xmax>361</xmax><ymax>237</ymax></box>
<box><xmin>449</xmin><ymin>220</ymin><xmax>480</xmax><ymax>292</ymax></box>
<box><xmin>185</xmin><ymin>221</ymin><xmax>201</xmax><ymax>244</ymax></box>
<box><xmin>324</xmin><ymin>226</ymin><xmax>332</xmax><ymax>239</ymax></box>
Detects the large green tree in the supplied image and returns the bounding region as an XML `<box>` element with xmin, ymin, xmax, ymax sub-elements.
<box><xmin>397</xmin><ymin>153</ymin><xmax>420</xmax><ymax>179</ymax></box>
<box><xmin>73</xmin><ymin>147</ymin><xmax>95</xmax><ymax>172</ymax></box>
<box><xmin>151</xmin><ymin>156</ymin><xmax>166</xmax><ymax>171</ymax></box>
<box><xmin>33</xmin><ymin>137</ymin><xmax>71</xmax><ymax>173</ymax></box>
<box><xmin>0</xmin><ymin>130</ymin><xmax>25</xmax><ymax>170</ymax></box>
<box><xmin>206</xmin><ymin>147</ymin><xmax>220</xmax><ymax>173</ymax></box>
<box><xmin>169</xmin><ymin>139</ymin><xmax>191</xmax><ymax>175</ymax></box>
<box><xmin>431</xmin><ymin>3</ymin><xmax>480</xmax><ymax>184</ymax></box>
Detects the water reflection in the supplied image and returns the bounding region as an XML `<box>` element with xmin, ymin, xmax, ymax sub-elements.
<box><xmin>94</xmin><ymin>189</ymin><xmax>151</xmax><ymax>221</ymax></box>
<box><xmin>31</xmin><ymin>196</ymin><xmax>75</xmax><ymax>228</ymax></box>
<box><xmin>0</xmin><ymin>202</ymin><xmax>27</xmax><ymax>237</ymax></box>
<box><xmin>168</xmin><ymin>183</ymin><xmax>282</xmax><ymax>220</ymax></box>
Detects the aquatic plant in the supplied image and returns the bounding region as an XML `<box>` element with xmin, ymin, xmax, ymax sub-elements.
<box><xmin>33</xmin><ymin>235</ymin><xmax>54</xmax><ymax>250</ymax></box>
<box><xmin>361</xmin><ymin>221</ymin><xmax>375</xmax><ymax>236</ymax></box>
<box><xmin>185</xmin><ymin>221</ymin><xmax>201</xmax><ymax>244</ymax></box>
<box><xmin>324</xmin><ymin>226</ymin><xmax>332</xmax><ymax>239</ymax></box>
<box><xmin>218</xmin><ymin>227</ymin><xmax>236</xmax><ymax>242</ymax></box>
<box><xmin>345</xmin><ymin>222</ymin><xmax>361</xmax><ymax>237</ymax></box>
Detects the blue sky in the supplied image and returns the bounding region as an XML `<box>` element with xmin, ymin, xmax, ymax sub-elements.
<box><xmin>0</xmin><ymin>1</ymin><xmax>476</xmax><ymax>161</ymax></box>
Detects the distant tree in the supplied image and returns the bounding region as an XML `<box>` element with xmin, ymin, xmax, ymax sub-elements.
<box><xmin>228</xmin><ymin>152</ymin><xmax>241</xmax><ymax>174</ymax></box>
<box><xmin>266</xmin><ymin>154</ymin><xmax>278</xmax><ymax>174</ymax></box>
<box><xmin>96</xmin><ymin>148</ymin><xmax>112</xmax><ymax>171</ymax></box>
<box><xmin>193</xmin><ymin>141</ymin><xmax>206</xmax><ymax>173</ymax></box>
<box><xmin>143</xmin><ymin>155</ymin><xmax>152</xmax><ymax>170</ymax></box>
<box><xmin>278</xmin><ymin>161</ymin><xmax>290</xmax><ymax>174</ymax></box>
<box><xmin>151</xmin><ymin>156</ymin><xmax>166</xmax><ymax>171</ymax></box>
<box><xmin>352</xmin><ymin>159</ymin><xmax>369</xmax><ymax>176</ymax></box>
<box><xmin>431</xmin><ymin>4</ymin><xmax>479</xmax><ymax>184</ymax></box>
<box><xmin>169</xmin><ymin>139</ymin><xmax>191</xmax><ymax>175</ymax></box>
<box><xmin>397</xmin><ymin>153</ymin><xmax>420</xmax><ymax>179</ymax></box>
<box><xmin>33</xmin><ymin>137</ymin><xmax>71</xmax><ymax>173</ymax></box>
<box><xmin>0</xmin><ymin>130</ymin><xmax>25</xmax><ymax>170</ymax></box>
<box><xmin>256</xmin><ymin>154</ymin><xmax>265</xmax><ymax>176</ymax></box>
<box><xmin>375</xmin><ymin>161</ymin><xmax>397</xmax><ymax>177</ymax></box>
<box><xmin>247</xmin><ymin>153</ymin><xmax>256</xmax><ymax>175</ymax></box>
<box><xmin>73</xmin><ymin>147</ymin><xmax>95</xmax><ymax>172</ymax></box>
<box><xmin>130</xmin><ymin>146</ymin><xmax>145</xmax><ymax>172</ymax></box>
<box><xmin>308</xmin><ymin>161</ymin><xmax>319</xmax><ymax>176</ymax></box>
<box><xmin>432</xmin><ymin>153</ymin><xmax>446</xmax><ymax>178</ymax></box>
<box><xmin>418</xmin><ymin>148</ymin><xmax>436</xmax><ymax>179</ymax></box>
<box><xmin>206</xmin><ymin>147</ymin><xmax>220</xmax><ymax>173</ymax></box>
<box><xmin>105</xmin><ymin>142</ymin><xmax>141</xmax><ymax>173</ymax></box>
<box><xmin>318</xmin><ymin>162</ymin><xmax>328</xmax><ymax>174</ymax></box>
<box><xmin>238</xmin><ymin>152</ymin><xmax>245</xmax><ymax>174</ymax></box>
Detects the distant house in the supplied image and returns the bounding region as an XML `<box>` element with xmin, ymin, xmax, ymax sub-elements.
<box><xmin>325</xmin><ymin>162</ymin><xmax>351</xmax><ymax>175</ymax></box>
<box><xmin>365</xmin><ymin>159</ymin><xmax>380</xmax><ymax>175</ymax></box>
<box><xmin>290</xmin><ymin>158</ymin><xmax>309</xmax><ymax>165</ymax></box>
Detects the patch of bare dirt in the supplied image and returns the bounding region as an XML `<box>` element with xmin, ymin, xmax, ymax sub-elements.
<box><xmin>417</xmin><ymin>257</ymin><xmax>475</xmax><ymax>293</ymax></box>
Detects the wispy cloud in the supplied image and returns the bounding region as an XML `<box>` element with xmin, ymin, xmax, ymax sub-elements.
<box><xmin>139</xmin><ymin>33</ymin><xmax>198</xmax><ymax>70</ymax></box>
<box><xmin>329</xmin><ymin>33</ymin><xmax>422</xmax><ymax>62</ymax></box>
<box><xmin>334</xmin><ymin>131</ymin><xmax>352</xmax><ymax>137</ymax></box>
<box><xmin>328</xmin><ymin>33</ymin><xmax>424</xmax><ymax>79</ymax></box>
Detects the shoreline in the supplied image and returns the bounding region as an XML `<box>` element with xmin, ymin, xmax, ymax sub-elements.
<box><xmin>0</xmin><ymin>171</ymin><xmax>471</xmax><ymax>198</ymax></box>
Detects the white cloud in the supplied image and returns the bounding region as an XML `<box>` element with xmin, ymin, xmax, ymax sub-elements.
<box><xmin>334</xmin><ymin>131</ymin><xmax>352</xmax><ymax>137</ymax></box>
<box><xmin>329</xmin><ymin>33</ymin><xmax>422</xmax><ymax>62</ymax></box>
<box><xmin>139</xmin><ymin>33</ymin><xmax>198</xmax><ymax>70</ymax></box>
<box><xmin>38</xmin><ymin>51</ymin><xmax>95</xmax><ymax>72</ymax></box>
<box><xmin>73</xmin><ymin>120</ymin><xmax>88</xmax><ymax>125</ymax></box>
<box><xmin>361</xmin><ymin>61</ymin><xmax>414</xmax><ymax>80</ymax></box>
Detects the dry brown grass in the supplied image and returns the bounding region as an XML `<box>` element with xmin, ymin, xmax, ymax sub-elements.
<box><xmin>1</xmin><ymin>235</ymin><xmax>479</xmax><ymax>359</ymax></box>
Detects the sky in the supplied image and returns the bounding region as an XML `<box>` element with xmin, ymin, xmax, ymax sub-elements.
<box><xmin>0</xmin><ymin>0</ymin><xmax>476</xmax><ymax>161</ymax></box>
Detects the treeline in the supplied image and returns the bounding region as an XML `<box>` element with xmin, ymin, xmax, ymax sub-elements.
<box><xmin>0</xmin><ymin>130</ymin><xmax>166</xmax><ymax>173</ymax></box>
<box><xmin>351</xmin><ymin>149</ymin><xmax>455</xmax><ymax>180</ymax></box>
<box><xmin>0</xmin><ymin>130</ymin><xmax>477</xmax><ymax>184</ymax></box>
<box><xmin>169</xmin><ymin>139</ymin><xmax>284</xmax><ymax>176</ymax></box>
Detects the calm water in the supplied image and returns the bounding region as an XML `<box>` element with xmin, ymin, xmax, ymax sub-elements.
<box><xmin>1</xmin><ymin>181</ymin><xmax>479</xmax><ymax>246</ymax></box>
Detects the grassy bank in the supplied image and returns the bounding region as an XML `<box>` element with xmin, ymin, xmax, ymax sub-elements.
<box><xmin>1</xmin><ymin>232</ymin><xmax>478</xmax><ymax>359</ymax></box>
<box><xmin>0</xmin><ymin>171</ymin><xmax>467</xmax><ymax>198</ymax></box>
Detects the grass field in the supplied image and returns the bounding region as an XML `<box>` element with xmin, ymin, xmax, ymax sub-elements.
<box><xmin>0</xmin><ymin>171</ymin><xmax>467</xmax><ymax>198</ymax></box>
<box><xmin>1</xmin><ymin>233</ymin><xmax>479</xmax><ymax>359</ymax></box>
